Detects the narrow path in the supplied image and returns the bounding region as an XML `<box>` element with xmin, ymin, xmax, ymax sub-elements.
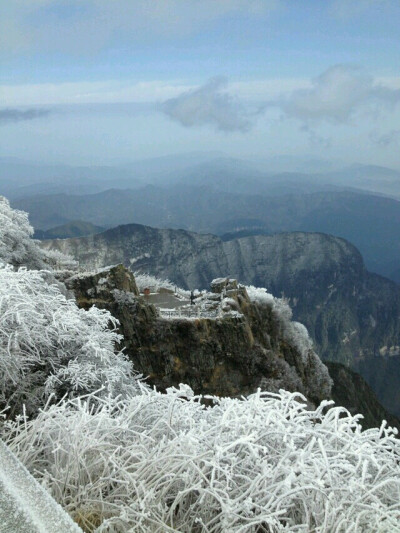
<box><xmin>0</xmin><ymin>440</ymin><xmax>82</xmax><ymax>533</ymax></box>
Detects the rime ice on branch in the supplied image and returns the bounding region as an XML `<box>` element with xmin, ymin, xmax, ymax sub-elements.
<box><xmin>0</xmin><ymin>264</ymin><xmax>140</xmax><ymax>417</ymax></box>
<box><xmin>4</xmin><ymin>388</ymin><xmax>400</xmax><ymax>533</ymax></box>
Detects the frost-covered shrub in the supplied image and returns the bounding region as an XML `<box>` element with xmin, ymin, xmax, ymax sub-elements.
<box><xmin>0</xmin><ymin>195</ymin><xmax>48</xmax><ymax>269</ymax></box>
<box><xmin>246</xmin><ymin>288</ymin><xmax>313</xmax><ymax>363</ymax></box>
<box><xmin>134</xmin><ymin>272</ymin><xmax>175</xmax><ymax>292</ymax></box>
<box><xmin>4</xmin><ymin>387</ymin><xmax>399</xmax><ymax>533</ymax></box>
<box><xmin>0</xmin><ymin>195</ymin><xmax>78</xmax><ymax>272</ymax></box>
<box><xmin>246</xmin><ymin>285</ymin><xmax>293</xmax><ymax>324</ymax></box>
<box><xmin>0</xmin><ymin>264</ymin><xmax>139</xmax><ymax>417</ymax></box>
<box><xmin>41</xmin><ymin>248</ymin><xmax>79</xmax><ymax>273</ymax></box>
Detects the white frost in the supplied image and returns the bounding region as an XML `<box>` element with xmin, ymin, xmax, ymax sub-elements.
<box><xmin>0</xmin><ymin>264</ymin><xmax>141</xmax><ymax>417</ymax></box>
<box><xmin>3</xmin><ymin>388</ymin><xmax>400</xmax><ymax>533</ymax></box>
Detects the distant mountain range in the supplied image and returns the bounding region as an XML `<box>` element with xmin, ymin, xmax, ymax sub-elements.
<box><xmin>0</xmin><ymin>157</ymin><xmax>144</xmax><ymax>199</ymax></box>
<box><xmin>4</xmin><ymin>155</ymin><xmax>400</xmax><ymax>284</ymax></box>
<box><xmin>15</xmin><ymin>184</ymin><xmax>400</xmax><ymax>283</ymax></box>
<box><xmin>41</xmin><ymin>224</ymin><xmax>400</xmax><ymax>418</ymax></box>
<box><xmin>2</xmin><ymin>155</ymin><xmax>400</xmax><ymax>199</ymax></box>
<box><xmin>34</xmin><ymin>220</ymin><xmax>105</xmax><ymax>240</ymax></box>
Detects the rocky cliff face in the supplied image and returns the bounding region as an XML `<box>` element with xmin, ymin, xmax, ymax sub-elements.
<box><xmin>66</xmin><ymin>265</ymin><xmax>332</xmax><ymax>406</ymax></box>
<box><xmin>65</xmin><ymin>265</ymin><xmax>400</xmax><ymax>430</ymax></box>
<box><xmin>43</xmin><ymin>226</ymin><xmax>400</xmax><ymax>416</ymax></box>
<box><xmin>325</xmin><ymin>362</ymin><xmax>400</xmax><ymax>432</ymax></box>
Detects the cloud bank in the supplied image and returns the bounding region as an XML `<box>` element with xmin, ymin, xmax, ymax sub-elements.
<box><xmin>370</xmin><ymin>129</ymin><xmax>400</xmax><ymax>147</ymax></box>
<box><xmin>161</xmin><ymin>77</ymin><xmax>254</xmax><ymax>133</ymax></box>
<box><xmin>0</xmin><ymin>108</ymin><xmax>51</xmax><ymax>124</ymax></box>
<box><xmin>278</xmin><ymin>65</ymin><xmax>400</xmax><ymax>125</ymax></box>
<box><xmin>159</xmin><ymin>66</ymin><xmax>400</xmax><ymax>135</ymax></box>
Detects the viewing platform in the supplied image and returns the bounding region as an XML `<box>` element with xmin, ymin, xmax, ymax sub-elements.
<box><xmin>141</xmin><ymin>278</ymin><xmax>244</xmax><ymax>320</ymax></box>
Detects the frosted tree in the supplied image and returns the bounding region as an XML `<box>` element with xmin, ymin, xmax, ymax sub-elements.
<box><xmin>0</xmin><ymin>195</ymin><xmax>48</xmax><ymax>269</ymax></box>
<box><xmin>246</xmin><ymin>285</ymin><xmax>332</xmax><ymax>400</ymax></box>
<box><xmin>0</xmin><ymin>264</ymin><xmax>140</xmax><ymax>417</ymax></box>
<box><xmin>0</xmin><ymin>195</ymin><xmax>77</xmax><ymax>272</ymax></box>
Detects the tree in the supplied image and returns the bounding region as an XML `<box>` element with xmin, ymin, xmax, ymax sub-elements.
<box><xmin>0</xmin><ymin>195</ymin><xmax>48</xmax><ymax>269</ymax></box>
<box><xmin>0</xmin><ymin>195</ymin><xmax>77</xmax><ymax>273</ymax></box>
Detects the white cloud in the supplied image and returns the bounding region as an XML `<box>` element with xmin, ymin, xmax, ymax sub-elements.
<box><xmin>370</xmin><ymin>129</ymin><xmax>400</xmax><ymax>147</ymax></box>
<box><xmin>161</xmin><ymin>77</ymin><xmax>255</xmax><ymax>132</ymax></box>
<box><xmin>277</xmin><ymin>65</ymin><xmax>400</xmax><ymax>125</ymax></box>
<box><xmin>3</xmin><ymin>68</ymin><xmax>399</xmax><ymax>139</ymax></box>
<box><xmin>0</xmin><ymin>78</ymin><xmax>318</xmax><ymax>107</ymax></box>
<box><xmin>0</xmin><ymin>0</ymin><xmax>280</xmax><ymax>55</ymax></box>
<box><xmin>0</xmin><ymin>80</ymin><xmax>193</xmax><ymax>106</ymax></box>
<box><xmin>230</xmin><ymin>79</ymin><xmax>312</xmax><ymax>102</ymax></box>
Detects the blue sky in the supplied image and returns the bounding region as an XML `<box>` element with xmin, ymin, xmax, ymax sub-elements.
<box><xmin>1</xmin><ymin>0</ymin><xmax>399</xmax><ymax>168</ymax></box>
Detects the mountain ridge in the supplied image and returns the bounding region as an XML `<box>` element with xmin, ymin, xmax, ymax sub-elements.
<box><xmin>16</xmin><ymin>186</ymin><xmax>400</xmax><ymax>282</ymax></box>
<box><xmin>41</xmin><ymin>223</ymin><xmax>400</xmax><ymax>416</ymax></box>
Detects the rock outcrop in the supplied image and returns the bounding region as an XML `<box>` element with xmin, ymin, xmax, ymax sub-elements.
<box><xmin>66</xmin><ymin>265</ymin><xmax>332</xmax><ymax>406</ymax></box>
<box><xmin>65</xmin><ymin>265</ymin><xmax>400</xmax><ymax>430</ymax></box>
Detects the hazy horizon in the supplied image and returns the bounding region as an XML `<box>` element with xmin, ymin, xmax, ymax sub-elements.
<box><xmin>1</xmin><ymin>1</ymin><xmax>400</xmax><ymax>170</ymax></box>
<box><xmin>2</xmin><ymin>151</ymin><xmax>400</xmax><ymax>175</ymax></box>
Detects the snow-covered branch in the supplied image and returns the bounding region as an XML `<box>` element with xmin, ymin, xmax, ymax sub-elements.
<box><xmin>3</xmin><ymin>387</ymin><xmax>399</xmax><ymax>532</ymax></box>
<box><xmin>0</xmin><ymin>195</ymin><xmax>77</xmax><ymax>272</ymax></box>
<box><xmin>0</xmin><ymin>264</ymin><xmax>140</xmax><ymax>416</ymax></box>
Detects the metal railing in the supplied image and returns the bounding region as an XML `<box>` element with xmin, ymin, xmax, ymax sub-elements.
<box><xmin>159</xmin><ymin>307</ymin><xmax>220</xmax><ymax>319</ymax></box>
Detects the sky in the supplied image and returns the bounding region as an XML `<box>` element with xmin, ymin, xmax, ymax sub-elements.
<box><xmin>0</xmin><ymin>0</ymin><xmax>400</xmax><ymax>169</ymax></box>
